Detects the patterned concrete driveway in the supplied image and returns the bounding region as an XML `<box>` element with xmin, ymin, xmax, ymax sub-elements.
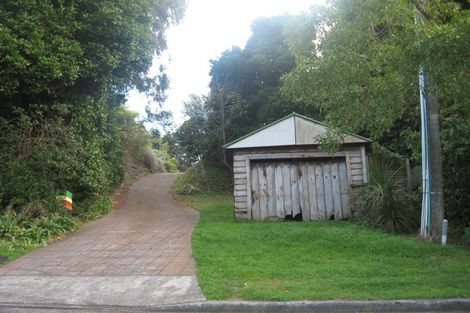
<box><xmin>0</xmin><ymin>173</ymin><xmax>205</xmax><ymax>306</ymax></box>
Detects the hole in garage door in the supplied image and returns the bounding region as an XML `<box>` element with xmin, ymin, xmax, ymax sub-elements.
<box><xmin>284</xmin><ymin>212</ymin><xmax>303</xmax><ymax>221</ymax></box>
<box><xmin>250</xmin><ymin>158</ymin><xmax>350</xmax><ymax>221</ymax></box>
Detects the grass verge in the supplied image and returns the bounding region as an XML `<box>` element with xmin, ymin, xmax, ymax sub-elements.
<box><xmin>184</xmin><ymin>193</ymin><xmax>470</xmax><ymax>301</ymax></box>
<box><xmin>0</xmin><ymin>241</ymin><xmax>37</xmax><ymax>265</ymax></box>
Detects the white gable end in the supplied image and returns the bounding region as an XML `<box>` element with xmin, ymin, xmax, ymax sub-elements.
<box><xmin>226</xmin><ymin>116</ymin><xmax>295</xmax><ymax>149</ymax></box>
<box><xmin>294</xmin><ymin>116</ymin><xmax>368</xmax><ymax>144</ymax></box>
<box><xmin>224</xmin><ymin>113</ymin><xmax>370</xmax><ymax>149</ymax></box>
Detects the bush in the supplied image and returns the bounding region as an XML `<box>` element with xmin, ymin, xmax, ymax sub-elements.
<box><xmin>72</xmin><ymin>195</ymin><xmax>113</xmax><ymax>222</ymax></box>
<box><xmin>0</xmin><ymin>194</ymin><xmax>113</xmax><ymax>248</ymax></box>
<box><xmin>154</xmin><ymin>141</ymin><xmax>179</xmax><ymax>173</ymax></box>
<box><xmin>142</xmin><ymin>147</ymin><xmax>166</xmax><ymax>173</ymax></box>
<box><xmin>354</xmin><ymin>156</ymin><xmax>419</xmax><ymax>234</ymax></box>
<box><xmin>0</xmin><ymin>108</ymin><xmax>124</xmax><ymax>207</ymax></box>
<box><xmin>173</xmin><ymin>162</ymin><xmax>233</xmax><ymax>195</ymax></box>
<box><xmin>0</xmin><ymin>211</ymin><xmax>77</xmax><ymax>246</ymax></box>
<box><xmin>165</xmin><ymin>158</ymin><xmax>179</xmax><ymax>173</ymax></box>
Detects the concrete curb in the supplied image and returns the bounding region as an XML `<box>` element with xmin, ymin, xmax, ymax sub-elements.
<box><xmin>162</xmin><ymin>299</ymin><xmax>470</xmax><ymax>312</ymax></box>
<box><xmin>1</xmin><ymin>299</ymin><xmax>469</xmax><ymax>312</ymax></box>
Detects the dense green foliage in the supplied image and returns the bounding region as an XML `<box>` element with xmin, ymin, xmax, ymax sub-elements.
<box><xmin>0</xmin><ymin>211</ymin><xmax>77</xmax><ymax>246</ymax></box>
<box><xmin>188</xmin><ymin>194</ymin><xmax>470</xmax><ymax>300</ymax></box>
<box><xmin>355</xmin><ymin>156</ymin><xmax>419</xmax><ymax>233</ymax></box>
<box><xmin>72</xmin><ymin>195</ymin><xmax>113</xmax><ymax>223</ymax></box>
<box><xmin>0</xmin><ymin>194</ymin><xmax>114</xmax><ymax>263</ymax></box>
<box><xmin>0</xmin><ymin>241</ymin><xmax>36</xmax><ymax>264</ymax></box>
<box><xmin>173</xmin><ymin>162</ymin><xmax>233</xmax><ymax>195</ymax></box>
<box><xmin>0</xmin><ymin>0</ymin><xmax>185</xmax><ymax>257</ymax></box>
<box><xmin>167</xmin><ymin>95</ymin><xmax>208</xmax><ymax>169</ymax></box>
<box><xmin>282</xmin><ymin>0</ymin><xmax>470</xmax><ymax>227</ymax></box>
<box><xmin>169</xmin><ymin>1</ymin><xmax>469</xmax><ymax>235</ymax></box>
<box><xmin>118</xmin><ymin>109</ymin><xmax>178</xmax><ymax>178</ymax></box>
<box><xmin>0</xmin><ymin>0</ymin><xmax>184</xmax><ymax>208</ymax></box>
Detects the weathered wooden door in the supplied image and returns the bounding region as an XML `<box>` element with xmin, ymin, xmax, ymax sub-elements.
<box><xmin>250</xmin><ymin>159</ymin><xmax>351</xmax><ymax>221</ymax></box>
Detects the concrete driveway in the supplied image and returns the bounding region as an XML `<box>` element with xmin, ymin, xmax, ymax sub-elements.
<box><xmin>0</xmin><ymin>173</ymin><xmax>205</xmax><ymax>307</ymax></box>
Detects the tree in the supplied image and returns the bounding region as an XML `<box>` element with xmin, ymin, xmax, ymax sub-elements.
<box><xmin>283</xmin><ymin>1</ymin><xmax>419</xmax><ymax>141</ymax></box>
<box><xmin>0</xmin><ymin>0</ymin><xmax>185</xmax><ymax>116</ymax></box>
<box><xmin>174</xmin><ymin>95</ymin><xmax>208</xmax><ymax>167</ymax></box>
<box><xmin>201</xmin><ymin>15</ymin><xmax>318</xmax><ymax>167</ymax></box>
<box><xmin>282</xmin><ymin>0</ymin><xmax>470</xmax><ymax>232</ymax></box>
<box><xmin>208</xmin><ymin>59</ymin><xmax>237</xmax><ymax>168</ymax></box>
<box><xmin>0</xmin><ymin>0</ymin><xmax>186</xmax><ymax>206</ymax></box>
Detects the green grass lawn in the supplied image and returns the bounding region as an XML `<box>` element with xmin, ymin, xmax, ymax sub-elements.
<box><xmin>183</xmin><ymin>194</ymin><xmax>470</xmax><ymax>301</ymax></box>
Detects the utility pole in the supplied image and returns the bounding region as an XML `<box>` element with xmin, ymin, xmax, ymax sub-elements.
<box><xmin>419</xmin><ymin>68</ymin><xmax>431</xmax><ymax>238</ymax></box>
<box><xmin>413</xmin><ymin>0</ymin><xmax>445</xmax><ymax>241</ymax></box>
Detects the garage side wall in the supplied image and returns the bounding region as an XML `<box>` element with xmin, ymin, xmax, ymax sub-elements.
<box><xmin>232</xmin><ymin>145</ymin><xmax>369</xmax><ymax>220</ymax></box>
<box><xmin>233</xmin><ymin>152</ymin><xmax>250</xmax><ymax>219</ymax></box>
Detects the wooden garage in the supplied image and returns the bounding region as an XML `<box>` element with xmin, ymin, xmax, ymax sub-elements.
<box><xmin>224</xmin><ymin>113</ymin><xmax>371</xmax><ymax>221</ymax></box>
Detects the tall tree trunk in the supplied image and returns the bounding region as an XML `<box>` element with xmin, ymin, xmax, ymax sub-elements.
<box><xmin>220</xmin><ymin>93</ymin><xmax>226</xmax><ymax>145</ymax></box>
<box><xmin>427</xmin><ymin>75</ymin><xmax>444</xmax><ymax>240</ymax></box>
<box><xmin>219</xmin><ymin>91</ymin><xmax>232</xmax><ymax>170</ymax></box>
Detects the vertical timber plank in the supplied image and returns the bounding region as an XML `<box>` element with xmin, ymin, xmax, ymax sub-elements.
<box><xmin>299</xmin><ymin>162</ymin><xmax>310</xmax><ymax>221</ymax></box>
<box><xmin>315</xmin><ymin>164</ymin><xmax>326</xmax><ymax>220</ymax></box>
<box><xmin>274</xmin><ymin>163</ymin><xmax>285</xmax><ymax>219</ymax></box>
<box><xmin>307</xmin><ymin>163</ymin><xmax>318</xmax><ymax>220</ymax></box>
<box><xmin>345</xmin><ymin>151</ymin><xmax>353</xmax><ymax>186</ymax></box>
<box><xmin>330</xmin><ymin>161</ymin><xmax>342</xmax><ymax>220</ymax></box>
<box><xmin>282</xmin><ymin>162</ymin><xmax>292</xmax><ymax>217</ymax></box>
<box><xmin>258</xmin><ymin>163</ymin><xmax>268</xmax><ymax>220</ymax></box>
<box><xmin>338</xmin><ymin>161</ymin><xmax>351</xmax><ymax>219</ymax></box>
<box><xmin>291</xmin><ymin>163</ymin><xmax>301</xmax><ymax>218</ymax></box>
<box><xmin>245</xmin><ymin>156</ymin><xmax>252</xmax><ymax>219</ymax></box>
<box><xmin>251</xmin><ymin>164</ymin><xmax>260</xmax><ymax>220</ymax></box>
<box><xmin>361</xmin><ymin>146</ymin><xmax>368</xmax><ymax>184</ymax></box>
<box><xmin>323</xmin><ymin>162</ymin><xmax>334</xmax><ymax>219</ymax></box>
<box><xmin>266</xmin><ymin>163</ymin><xmax>276</xmax><ymax>219</ymax></box>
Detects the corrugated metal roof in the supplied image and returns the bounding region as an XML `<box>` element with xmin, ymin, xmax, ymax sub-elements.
<box><xmin>224</xmin><ymin>113</ymin><xmax>371</xmax><ymax>149</ymax></box>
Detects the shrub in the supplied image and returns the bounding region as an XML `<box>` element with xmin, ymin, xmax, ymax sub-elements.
<box><xmin>354</xmin><ymin>156</ymin><xmax>419</xmax><ymax>233</ymax></box>
<box><xmin>154</xmin><ymin>141</ymin><xmax>179</xmax><ymax>173</ymax></box>
<box><xmin>0</xmin><ymin>195</ymin><xmax>111</xmax><ymax>248</ymax></box>
<box><xmin>72</xmin><ymin>195</ymin><xmax>113</xmax><ymax>222</ymax></box>
<box><xmin>0</xmin><ymin>108</ymin><xmax>125</xmax><ymax>208</ymax></box>
<box><xmin>165</xmin><ymin>158</ymin><xmax>179</xmax><ymax>173</ymax></box>
<box><xmin>142</xmin><ymin>147</ymin><xmax>166</xmax><ymax>173</ymax></box>
<box><xmin>173</xmin><ymin>162</ymin><xmax>233</xmax><ymax>195</ymax></box>
<box><xmin>0</xmin><ymin>211</ymin><xmax>77</xmax><ymax>246</ymax></box>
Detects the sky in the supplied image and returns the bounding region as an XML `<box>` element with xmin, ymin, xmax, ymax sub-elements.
<box><xmin>126</xmin><ymin>0</ymin><xmax>325</xmax><ymax>129</ymax></box>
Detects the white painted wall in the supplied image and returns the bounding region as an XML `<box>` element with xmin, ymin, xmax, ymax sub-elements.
<box><xmin>227</xmin><ymin>117</ymin><xmax>296</xmax><ymax>149</ymax></box>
